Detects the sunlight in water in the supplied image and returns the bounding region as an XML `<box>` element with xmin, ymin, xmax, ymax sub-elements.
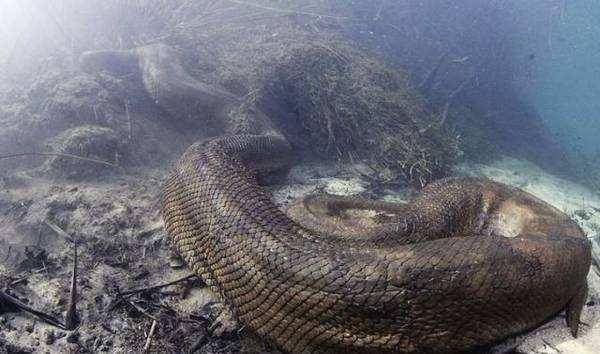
<box><xmin>0</xmin><ymin>1</ymin><xmax>32</xmax><ymax>57</ymax></box>
<box><xmin>0</xmin><ymin>0</ymin><xmax>72</xmax><ymax>79</ymax></box>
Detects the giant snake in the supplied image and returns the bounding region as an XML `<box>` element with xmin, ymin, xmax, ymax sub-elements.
<box><xmin>81</xmin><ymin>44</ymin><xmax>592</xmax><ymax>353</ymax></box>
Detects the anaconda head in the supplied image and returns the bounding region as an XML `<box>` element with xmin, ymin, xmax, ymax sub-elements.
<box><xmin>79</xmin><ymin>49</ymin><xmax>139</xmax><ymax>76</ymax></box>
<box><xmin>484</xmin><ymin>187</ymin><xmax>586</xmax><ymax>240</ymax></box>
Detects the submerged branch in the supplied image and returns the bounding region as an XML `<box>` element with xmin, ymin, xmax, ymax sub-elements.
<box><xmin>0</xmin><ymin>152</ymin><xmax>120</xmax><ymax>169</ymax></box>
<box><xmin>45</xmin><ymin>220</ymin><xmax>74</xmax><ymax>243</ymax></box>
<box><xmin>65</xmin><ymin>239</ymin><xmax>78</xmax><ymax>330</ymax></box>
<box><xmin>439</xmin><ymin>75</ymin><xmax>473</xmax><ymax>126</ymax></box>
<box><xmin>121</xmin><ymin>274</ymin><xmax>199</xmax><ymax>296</ymax></box>
<box><xmin>44</xmin><ymin>220</ymin><xmax>79</xmax><ymax>330</ymax></box>
<box><xmin>0</xmin><ymin>290</ymin><xmax>66</xmax><ymax>329</ymax></box>
<box><xmin>419</xmin><ymin>52</ymin><xmax>448</xmax><ymax>94</ymax></box>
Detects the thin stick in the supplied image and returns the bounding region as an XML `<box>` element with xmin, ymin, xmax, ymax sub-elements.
<box><xmin>541</xmin><ymin>338</ymin><xmax>561</xmax><ymax>353</ymax></box>
<box><xmin>9</xmin><ymin>276</ymin><xmax>28</xmax><ymax>287</ymax></box>
<box><xmin>439</xmin><ymin>75</ymin><xmax>473</xmax><ymax>126</ymax></box>
<box><xmin>126</xmin><ymin>100</ymin><xmax>133</xmax><ymax>141</ymax></box>
<box><xmin>126</xmin><ymin>300</ymin><xmax>157</xmax><ymax>321</ymax></box>
<box><xmin>121</xmin><ymin>274</ymin><xmax>198</xmax><ymax>296</ymax></box>
<box><xmin>375</xmin><ymin>0</ymin><xmax>386</xmax><ymax>20</ymax></box>
<box><xmin>44</xmin><ymin>220</ymin><xmax>79</xmax><ymax>329</ymax></box>
<box><xmin>311</xmin><ymin>43</ymin><xmax>348</xmax><ymax>64</ymax></box>
<box><xmin>0</xmin><ymin>290</ymin><xmax>66</xmax><ymax>329</ymax></box>
<box><xmin>64</xmin><ymin>239</ymin><xmax>78</xmax><ymax>330</ymax></box>
<box><xmin>418</xmin><ymin>52</ymin><xmax>448</xmax><ymax>93</ymax></box>
<box><xmin>45</xmin><ymin>220</ymin><xmax>74</xmax><ymax>243</ymax></box>
<box><xmin>225</xmin><ymin>0</ymin><xmax>348</xmax><ymax>20</ymax></box>
<box><xmin>0</xmin><ymin>152</ymin><xmax>120</xmax><ymax>168</ymax></box>
<box><xmin>143</xmin><ymin>319</ymin><xmax>158</xmax><ymax>352</ymax></box>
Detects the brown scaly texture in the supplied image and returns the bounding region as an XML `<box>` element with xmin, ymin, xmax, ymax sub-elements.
<box><xmin>162</xmin><ymin>134</ymin><xmax>591</xmax><ymax>353</ymax></box>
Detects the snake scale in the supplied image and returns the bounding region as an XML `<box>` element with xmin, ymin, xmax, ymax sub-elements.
<box><xmin>78</xmin><ymin>44</ymin><xmax>591</xmax><ymax>353</ymax></box>
<box><xmin>161</xmin><ymin>134</ymin><xmax>591</xmax><ymax>353</ymax></box>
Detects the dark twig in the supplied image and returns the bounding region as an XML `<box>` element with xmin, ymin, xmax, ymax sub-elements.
<box><xmin>541</xmin><ymin>338</ymin><xmax>561</xmax><ymax>353</ymax></box>
<box><xmin>64</xmin><ymin>239</ymin><xmax>78</xmax><ymax>330</ymax></box>
<box><xmin>0</xmin><ymin>290</ymin><xmax>66</xmax><ymax>329</ymax></box>
<box><xmin>0</xmin><ymin>152</ymin><xmax>120</xmax><ymax>169</ymax></box>
<box><xmin>9</xmin><ymin>266</ymin><xmax>51</xmax><ymax>287</ymax></box>
<box><xmin>125</xmin><ymin>299</ymin><xmax>157</xmax><ymax>321</ymax></box>
<box><xmin>45</xmin><ymin>220</ymin><xmax>78</xmax><ymax>330</ymax></box>
<box><xmin>121</xmin><ymin>274</ymin><xmax>198</xmax><ymax>296</ymax></box>
<box><xmin>190</xmin><ymin>333</ymin><xmax>209</xmax><ymax>352</ymax></box>
<box><xmin>9</xmin><ymin>277</ymin><xmax>27</xmax><ymax>287</ymax></box>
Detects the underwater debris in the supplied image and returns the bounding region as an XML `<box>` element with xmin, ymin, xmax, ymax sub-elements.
<box><xmin>0</xmin><ymin>289</ymin><xmax>66</xmax><ymax>329</ymax></box>
<box><xmin>75</xmin><ymin>38</ymin><xmax>460</xmax><ymax>187</ymax></box>
<box><xmin>40</xmin><ymin>74</ymin><xmax>131</xmax><ymax>133</ymax></box>
<box><xmin>42</xmin><ymin>125</ymin><xmax>123</xmax><ymax>180</ymax></box>
<box><xmin>419</xmin><ymin>52</ymin><xmax>449</xmax><ymax>94</ymax></box>
<box><xmin>245</xmin><ymin>43</ymin><xmax>461</xmax><ymax>186</ymax></box>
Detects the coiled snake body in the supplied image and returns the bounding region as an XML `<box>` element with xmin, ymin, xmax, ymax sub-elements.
<box><xmin>162</xmin><ymin>134</ymin><xmax>591</xmax><ymax>353</ymax></box>
<box><xmin>78</xmin><ymin>43</ymin><xmax>591</xmax><ymax>353</ymax></box>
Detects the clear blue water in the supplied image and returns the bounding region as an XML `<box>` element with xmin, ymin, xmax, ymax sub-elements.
<box><xmin>517</xmin><ymin>0</ymin><xmax>600</xmax><ymax>158</ymax></box>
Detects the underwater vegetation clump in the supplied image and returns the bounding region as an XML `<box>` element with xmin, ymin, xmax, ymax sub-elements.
<box><xmin>153</xmin><ymin>2</ymin><xmax>462</xmax><ymax>186</ymax></box>
<box><xmin>253</xmin><ymin>44</ymin><xmax>461</xmax><ymax>186</ymax></box>
<box><xmin>42</xmin><ymin>125</ymin><xmax>122</xmax><ymax>180</ymax></box>
<box><xmin>0</xmin><ymin>0</ymin><xmax>462</xmax><ymax>186</ymax></box>
<box><xmin>0</xmin><ymin>66</ymin><xmax>185</xmax><ymax>179</ymax></box>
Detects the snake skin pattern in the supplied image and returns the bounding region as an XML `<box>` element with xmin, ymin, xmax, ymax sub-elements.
<box><xmin>161</xmin><ymin>134</ymin><xmax>591</xmax><ymax>353</ymax></box>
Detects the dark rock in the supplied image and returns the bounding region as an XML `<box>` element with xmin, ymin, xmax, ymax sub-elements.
<box><xmin>44</xmin><ymin>330</ymin><xmax>55</xmax><ymax>345</ymax></box>
<box><xmin>66</xmin><ymin>331</ymin><xmax>79</xmax><ymax>344</ymax></box>
<box><xmin>168</xmin><ymin>253</ymin><xmax>185</xmax><ymax>269</ymax></box>
<box><xmin>83</xmin><ymin>334</ymin><xmax>96</xmax><ymax>348</ymax></box>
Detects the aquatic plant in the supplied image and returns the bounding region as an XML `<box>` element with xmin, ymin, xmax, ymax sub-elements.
<box><xmin>157</xmin><ymin>2</ymin><xmax>461</xmax><ymax>186</ymax></box>
<box><xmin>251</xmin><ymin>44</ymin><xmax>460</xmax><ymax>186</ymax></box>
